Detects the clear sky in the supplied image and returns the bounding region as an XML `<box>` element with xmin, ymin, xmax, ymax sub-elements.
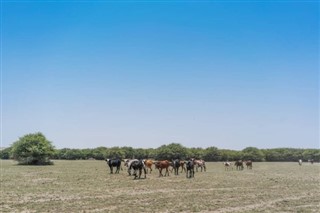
<box><xmin>1</xmin><ymin>1</ymin><xmax>319</xmax><ymax>150</ymax></box>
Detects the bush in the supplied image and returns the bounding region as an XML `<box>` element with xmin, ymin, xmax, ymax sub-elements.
<box><xmin>0</xmin><ymin>147</ymin><xmax>12</xmax><ymax>159</ymax></box>
<box><xmin>11</xmin><ymin>132</ymin><xmax>55</xmax><ymax>165</ymax></box>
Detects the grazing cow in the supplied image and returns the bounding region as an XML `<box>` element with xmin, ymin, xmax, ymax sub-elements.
<box><xmin>235</xmin><ymin>160</ymin><xmax>244</xmax><ymax>170</ymax></box>
<box><xmin>129</xmin><ymin>159</ymin><xmax>147</xmax><ymax>179</ymax></box>
<box><xmin>124</xmin><ymin>159</ymin><xmax>139</xmax><ymax>175</ymax></box>
<box><xmin>194</xmin><ymin>159</ymin><xmax>206</xmax><ymax>172</ymax></box>
<box><xmin>224</xmin><ymin>162</ymin><xmax>233</xmax><ymax>171</ymax></box>
<box><xmin>186</xmin><ymin>159</ymin><xmax>195</xmax><ymax>178</ymax></box>
<box><xmin>143</xmin><ymin>159</ymin><xmax>154</xmax><ymax>174</ymax></box>
<box><xmin>154</xmin><ymin>160</ymin><xmax>170</xmax><ymax>177</ymax></box>
<box><xmin>245</xmin><ymin>160</ymin><xmax>253</xmax><ymax>169</ymax></box>
<box><xmin>298</xmin><ymin>159</ymin><xmax>302</xmax><ymax>166</ymax></box>
<box><xmin>172</xmin><ymin>159</ymin><xmax>180</xmax><ymax>175</ymax></box>
<box><xmin>180</xmin><ymin>160</ymin><xmax>186</xmax><ymax>173</ymax></box>
<box><xmin>105</xmin><ymin>159</ymin><xmax>122</xmax><ymax>174</ymax></box>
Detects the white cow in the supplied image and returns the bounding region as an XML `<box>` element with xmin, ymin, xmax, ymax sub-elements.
<box><xmin>224</xmin><ymin>161</ymin><xmax>232</xmax><ymax>171</ymax></box>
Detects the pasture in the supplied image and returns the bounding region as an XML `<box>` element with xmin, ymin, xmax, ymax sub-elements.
<box><xmin>1</xmin><ymin>160</ymin><xmax>319</xmax><ymax>212</ymax></box>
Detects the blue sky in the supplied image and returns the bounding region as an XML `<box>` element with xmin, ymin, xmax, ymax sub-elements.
<box><xmin>2</xmin><ymin>1</ymin><xmax>319</xmax><ymax>150</ymax></box>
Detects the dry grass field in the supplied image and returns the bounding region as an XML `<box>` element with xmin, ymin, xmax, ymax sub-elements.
<box><xmin>1</xmin><ymin>160</ymin><xmax>319</xmax><ymax>213</ymax></box>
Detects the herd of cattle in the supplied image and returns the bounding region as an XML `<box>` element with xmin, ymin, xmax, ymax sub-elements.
<box><xmin>105</xmin><ymin>158</ymin><xmax>253</xmax><ymax>179</ymax></box>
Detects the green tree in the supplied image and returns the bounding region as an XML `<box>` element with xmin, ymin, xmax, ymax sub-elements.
<box><xmin>219</xmin><ymin>149</ymin><xmax>239</xmax><ymax>161</ymax></box>
<box><xmin>92</xmin><ymin>147</ymin><xmax>107</xmax><ymax>160</ymax></box>
<box><xmin>0</xmin><ymin>147</ymin><xmax>12</xmax><ymax>159</ymax></box>
<box><xmin>155</xmin><ymin>143</ymin><xmax>188</xmax><ymax>160</ymax></box>
<box><xmin>188</xmin><ymin>147</ymin><xmax>204</xmax><ymax>159</ymax></box>
<box><xmin>242</xmin><ymin>147</ymin><xmax>265</xmax><ymax>161</ymax></box>
<box><xmin>11</xmin><ymin>132</ymin><xmax>55</xmax><ymax>165</ymax></box>
<box><xmin>105</xmin><ymin>147</ymin><xmax>125</xmax><ymax>159</ymax></box>
<box><xmin>203</xmin><ymin>146</ymin><xmax>220</xmax><ymax>161</ymax></box>
<box><xmin>122</xmin><ymin>146</ymin><xmax>135</xmax><ymax>158</ymax></box>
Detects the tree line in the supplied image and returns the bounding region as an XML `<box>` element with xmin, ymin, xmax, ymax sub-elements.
<box><xmin>1</xmin><ymin>137</ymin><xmax>319</xmax><ymax>162</ymax></box>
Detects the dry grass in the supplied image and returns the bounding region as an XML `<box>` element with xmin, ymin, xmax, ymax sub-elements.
<box><xmin>1</xmin><ymin>160</ymin><xmax>319</xmax><ymax>212</ymax></box>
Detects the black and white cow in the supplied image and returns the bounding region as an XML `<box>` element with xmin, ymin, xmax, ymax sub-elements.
<box><xmin>129</xmin><ymin>159</ymin><xmax>147</xmax><ymax>179</ymax></box>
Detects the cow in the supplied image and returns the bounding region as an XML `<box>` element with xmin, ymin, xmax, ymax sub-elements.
<box><xmin>186</xmin><ymin>159</ymin><xmax>195</xmax><ymax>178</ymax></box>
<box><xmin>224</xmin><ymin>161</ymin><xmax>233</xmax><ymax>171</ymax></box>
<box><xmin>143</xmin><ymin>159</ymin><xmax>154</xmax><ymax>174</ymax></box>
<box><xmin>124</xmin><ymin>159</ymin><xmax>139</xmax><ymax>176</ymax></box>
<box><xmin>171</xmin><ymin>159</ymin><xmax>180</xmax><ymax>175</ymax></box>
<box><xmin>308</xmin><ymin>159</ymin><xmax>314</xmax><ymax>164</ymax></box>
<box><xmin>129</xmin><ymin>159</ymin><xmax>147</xmax><ymax>179</ymax></box>
<box><xmin>194</xmin><ymin>159</ymin><xmax>206</xmax><ymax>172</ymax></box>
<box><xmin>244</xmin><ymin>160</ymin><xmax>253</xmax><ymax>169</ymax></box>
<box><xmin>105</xmin><ymin>159</ymin><xmax>122</xmax><ymax>174</ymax></box>
<box><xmin>180</xmin><ymin>160</ymin><xmax>186</xmax><ymax>173</ymax></box>
<box><xmin>235</xmin><ymin>160</ymin><xmax>244</xmax><ymax>170</ymax></box>
<box><xmin>154</xmin><ymin>160</ymin><xmax>170</xmax><ymax>177</ymax></box>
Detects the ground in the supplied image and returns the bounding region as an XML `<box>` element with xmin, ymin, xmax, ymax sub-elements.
<box><xmin>1</xmin><ymin>160</ymin><xmax>319</xmax><ymax>212</ymax></box>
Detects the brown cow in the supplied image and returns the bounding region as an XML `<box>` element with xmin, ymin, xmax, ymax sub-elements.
<box><xmin>244</xmin><ymin>160</ymin><xmax>252</xmax><ymax>169</ymax></box>
<box><xmin>180</xmin><ymin>160</ymin><xmax>186</xmax><ymax>173</ymax></box>
<box><xmin>235</xmin><ymin>160</ymin><xmax>244</xmax><ymax>170</ymax></box>
<box><xmin>143</xmin><ymin>159</ymin><xmax>153</xmax><ymax>174</ymax></box>
<box><xmin>154</xmin><ymin>160</ymin><xmax>170</xmax><ymax>177</ymax></box>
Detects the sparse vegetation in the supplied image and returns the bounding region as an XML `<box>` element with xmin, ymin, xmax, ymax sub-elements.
<box><xmin>1</xmin><ymin>160</ymin><xmax>319</xmax><ymax>212</ymax></box>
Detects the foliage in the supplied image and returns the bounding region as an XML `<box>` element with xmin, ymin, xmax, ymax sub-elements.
<box><xmin>3</xmin><ymin>136</ymin><xmax>319</xmax><ymax>162</ymax></box>
<box><xmin>203</xmin><ymin>146</ymin><xmax>220</xmax><ymax>161</ymax></box>
<box><xmin>44</xmin><ymin>146</ymin><xmax>320</xmax><ymax>162</ymax></box>
<box><xmin>242</xmin><ymin>147</ymin><xmax>265</xmax><ymax>161</ymax></box>
<box><xmin>0</xmin><ymin>147</ymin><xmax>12</xmax><ymax>159</ymax></box>
<box><xmin>105</xmin><ymin>147</ymin><xmax>125</xmax><ymax>159</ymax></box>
<box><xmin>155</xmin><ymin>143</ymin><xmax>188</xmax><ymax>160</ymax></box>
<box><xmin>10</xmin><ymin>132</ymin><xmax>55</xmax><ymax>165</ymax></box>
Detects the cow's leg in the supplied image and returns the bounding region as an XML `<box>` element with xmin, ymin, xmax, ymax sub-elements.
<box><xmin>143</xmin><ymin>167</ymin><xmax>147</xmax><ymax>178</ymax></box>
<box><xmin>133</xmin><ymin>169</ymin><xmax>138</xmax><ymax>179</ymax></box>
<box><xmin>138</xmin><ymin>169</ymin><xmax>142</xmax><ymax>179</ymax></box>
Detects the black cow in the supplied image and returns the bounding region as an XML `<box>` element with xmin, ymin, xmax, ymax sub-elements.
<box><xmin>172</xmin><ymin>159</ymin><xmax>180</xmax><ymax>175</ymax></box>
<box><xmin>186</xmin><ymin>159</ymin><xmax>195</xmax><ymax>178</ymax></box>
<box><xmin>129</xmin><ymin>159</ymin><xmax>147</xmax><ymax>179</ymax></box>
<box><xmin>105</xmin><ymin>159</ymin><xmax>122</xmax><ymax>174</ymax></box>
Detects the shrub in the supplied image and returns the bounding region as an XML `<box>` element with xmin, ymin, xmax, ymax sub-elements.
<box><xmin>11</xmin><ymin>132</ymin><xmax>55</xmax><ymax>165</ymax></box>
